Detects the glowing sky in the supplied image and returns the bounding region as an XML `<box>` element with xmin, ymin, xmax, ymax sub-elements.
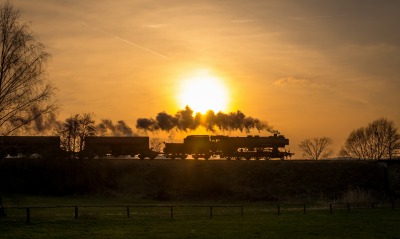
<box><xmin>13</xmin><ymin>0</ymin><xmax>400</xmax><ymax>156</ymax></box>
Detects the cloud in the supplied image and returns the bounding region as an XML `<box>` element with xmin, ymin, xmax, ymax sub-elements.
<box><xmin>140</xmin><ymin>24</ymin><xmax>167</xmax><ymax>29</ymax></box>
<box><xmin>273</xmin><ymin>77</ymin><xmax>311</xmax><ymax>87</ymax></box>
<box><xmin>232</xmin><ymin>19</ymin><xmax>265</xmax><ymax>23</ymax></box>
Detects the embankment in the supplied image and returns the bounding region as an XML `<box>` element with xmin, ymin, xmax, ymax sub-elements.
<box><xmin>1</xmin><ymin>158</ymin><xmax>398</xmax><ymax>202</ymax></box>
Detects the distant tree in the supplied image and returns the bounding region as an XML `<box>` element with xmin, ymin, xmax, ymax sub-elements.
<box><xmin>57</xmin><ymin>114</ymin><xmax>96</xmax><ymax>158</ymax></box>
<box><xmin>298</xmin><ymin>137</ymin><xmax>334</xmax><ymax>160</ymax></box>
<box><xmin>150</xmin><ymin>138</ymin><xmax>164</xmax><ymax>153</ymax></box>
<box><xmin>339</xmin><ymin>118</ymin><xmax>400</xmax><ymax>160</ymax></box>
<box><xmin>0</xmin><ymin>2</ymin><xmax>57</xmax><ymax>135</ymax></box>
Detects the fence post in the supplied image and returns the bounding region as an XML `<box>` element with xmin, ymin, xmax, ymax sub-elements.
<box><xmin>303</xmin><ymin>204</ymin><xmax>306</xmax><ymax>214</ymax></box>
<box><xmin>26</xmin><ymin>207</ymin><xmax>30</xmax><ymax>224</ymax></box>
<box><xmin>347</xmin><ymin>203</ymin><xmax>350</xmax><ymax>212</ymax></box>
<box><xmin>392</xmin><ymin>202</ymin><xmax>395</xmax><ymax>211</ymax></box>
<box><xmin>209</xmin><ymin>206</ymin><xmax>213</xmax><ymax>219</ymax></box>
<box><xmin>330</xmin><ymin>204</ymin><xmax>332</xmax><ymax>214</ymax></box>
<box><xmin>277</xmin><ymin>204</ymin><xmax>280</xmax><ymax>215</ymax></box>
<box><xmin>74</xmin><ymin>206</ymin><xmax>78</xmax><ymax>219</ymax></box>
<box><xmin>170</xmin><ymin>206</ymin><xmax>174</xmax><ymax>219</ymax></box>
<box><xmin>241</xmin><ymin>205</ymin><xmax>244</xmax><ymax>217</ymax></box>
<box><xmin>126</xmin><ymin>206</ymin><xmax>130</xmax><ymax>218</ymax></box>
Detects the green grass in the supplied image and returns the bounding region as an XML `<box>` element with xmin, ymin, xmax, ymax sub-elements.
<box><xmin>1</xmin><ymin>196</ymin><xmax>399</xmax><ymax>239</ymax></box>
<box><xmin>1</xmin><ymin>210</ymin><xmax>399</xmax><ymax>238</ymax></box>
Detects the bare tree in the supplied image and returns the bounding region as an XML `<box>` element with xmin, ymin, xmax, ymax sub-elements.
<box><xmin>339</xmin><ymin>118</ymin><xmax>400</xmax><ymax>160</ymax></box>
<box><xmin>58</xmin><ymin>114</ymin><xmax>96</xmax><ymax>158</ymax></box>
<box><xmin>150</xmin><ymin>137</ymin><xmax>164</xmax><ymax>153</ymax></box>
<box><xmin>298</xmin><ymin>137</ymin><xmax>334</xmax><ymax>160</ymax></box>
<box><xmin>0</xmin><ymin>2</ymin><xmax>57</xmax><ymax>135</ymax></box>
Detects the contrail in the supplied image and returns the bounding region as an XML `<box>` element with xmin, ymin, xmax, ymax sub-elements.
<box><xmin>232</xmin><ymin>15</ymin><xmax>344</xmax><ymax>23</ymax></box>
<box><xmin>232</xmin><ymin>19</ymin><xmax>265</xmax><ymax>23</ymax></box>
<box><xmin>80</xmin><ymin>21</ymin><xmax>169</xmax><ymax>59</ymax></box>
<box><xmin>285</xmin><ymin>15</ymin><xmax>344</xmax><ymax>21</ymax></box>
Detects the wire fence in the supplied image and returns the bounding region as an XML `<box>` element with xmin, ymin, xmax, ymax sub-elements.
<box><xmin>1</xmin><ymin>202</ymin><xmax>398</xmax><ymax>223</ymax></box>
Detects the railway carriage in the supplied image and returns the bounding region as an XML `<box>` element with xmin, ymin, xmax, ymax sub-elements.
<box><xmin>82</xmin><ymin>136</ymin><xmax>157</xmax><ymax>159</ymax></box>
<box><xmin>0</xmin><ymin>136</ymin><xmax>61</xmax><ymax>158</ymax></box>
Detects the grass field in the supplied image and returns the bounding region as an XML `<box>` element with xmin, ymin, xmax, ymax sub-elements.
<box><xmin>1</xmin><ymin>196</ymin><xmax>399</xmax><ymax>238</ymax></box>
<box><xmin>1</xmin><ymin>208</ymin><xmax>399</xmax><ymax>238</ymax></box>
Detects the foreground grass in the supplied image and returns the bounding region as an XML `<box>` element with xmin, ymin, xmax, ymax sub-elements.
<box><xmin>1</xmin><ymin>207</ymin><xmax>399</xmax><ymax>238</ymax></box>
<box><xmin>1</xmin><ymin>196</ymin><xmax>399</xmax><ymax>238</ymax></box>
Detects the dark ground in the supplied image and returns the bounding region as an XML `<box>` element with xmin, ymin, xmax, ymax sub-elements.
<box><xmin>1</xmin><ymin>158</ymin><xmax>399</xmax><ymax>202</ymax></box>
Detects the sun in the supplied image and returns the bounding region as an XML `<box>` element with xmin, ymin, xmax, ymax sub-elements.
<box><xmin>178</xmin><ymin>70</ymin><xmax>229</xmax><ymax>114</ymax></box>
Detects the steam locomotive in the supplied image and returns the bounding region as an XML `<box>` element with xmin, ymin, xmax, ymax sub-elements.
<box><xmin>164</xmin><ymin>134</ymin><xmax>293</xmax><ymax>160</ymax></box>
<box><xmin>0</xmin><ymin>134</ymin><xmax>293</xmax><ymax>160</ymax></box>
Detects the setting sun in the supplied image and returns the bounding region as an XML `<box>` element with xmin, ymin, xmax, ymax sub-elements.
<box><xmin>178</xmin><ymin>70</ymin><xmax>229</xmax><ymax>114</ymax></box>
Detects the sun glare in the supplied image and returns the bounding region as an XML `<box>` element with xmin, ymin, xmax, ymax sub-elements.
<box><xmin>178</xmin><ymin>70</ymin><xmax>229</xmax><ymax>114</ymax></box>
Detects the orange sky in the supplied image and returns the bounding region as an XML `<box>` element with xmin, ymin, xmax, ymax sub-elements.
<box><xmin>13</xmin><ymin>0</ymin><xmax>400</xmax><ymax>157</ymax></box>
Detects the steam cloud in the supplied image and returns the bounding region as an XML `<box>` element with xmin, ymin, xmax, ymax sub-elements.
<box><xmin>136</xmin><ymin>106</ymin><xmax>275</xmax><ymax>133</ymax></box>
<box><xmin>16</xmin><ymin>108</ymin><xmax>136</xmax><ymax>137</ymax></box>
<box><xmin>96</xmin><ymin>119</ymin><xmax>135</xmax><ymax>136</ymax></box>
<box><xmin>10</xmin><ymin>106</ymin><xmax>62</xmax><ymax>135</ymax></box>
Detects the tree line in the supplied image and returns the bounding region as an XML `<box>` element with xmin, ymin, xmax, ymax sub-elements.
<box><xmin>0</xmin><ymin>2</ymin><xmax>399</xmax><ymax>160</ymax></box>
<box><xmin>298</xmin><ymin>118</ymin><xmax>400</xmax><ymax>160</ymax></box>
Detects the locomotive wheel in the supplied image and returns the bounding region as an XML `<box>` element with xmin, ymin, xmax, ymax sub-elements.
<box><xmin>193</xmin><ymin>155</ymin><xmax>199</xmax><ymax>160</ymax></box>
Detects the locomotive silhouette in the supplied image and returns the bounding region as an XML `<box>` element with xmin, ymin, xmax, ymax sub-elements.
<box><xmin>0</xmin><ymin>134</ymin><xmax>293</xmax><ymax>160</ymax></box>
<box><xmin>164</xmin><ymin>134</ymin><xmax>292</xmax><ymax>160</ymax></box>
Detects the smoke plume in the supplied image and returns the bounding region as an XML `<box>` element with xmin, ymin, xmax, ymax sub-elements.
<box><xmin>136</xmin><ymin>106</ymin><xmax>274</xmax><ymax>133</ymax></box>
<box><xmin>96</xmin><ymin>119</ymin><xmax>135</xmax><ymax>136</ymax></box>
<box><xmin>10</xmin><ymin>106</ymin><xmax>62</xmax><ymax>135</ymax></box>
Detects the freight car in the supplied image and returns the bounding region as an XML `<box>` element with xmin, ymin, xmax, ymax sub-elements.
<box><xmin>164</xmin><ymin>135</ymin><xmax>212</xmax><ymax>160</ymax></box>
<box><xmin>82</xmin><ymin>136</ymin><xmax>157</xmax><ymax>159</ymax></box>
<box><xmin>0</xmin><ymin>136</ymin><xmax>61</xmax><ymax>158</ymax></box>
<box><xmin>164</xmin><ymin>134</ymin><xmax>293</xmax><ymax>160</ymax></box>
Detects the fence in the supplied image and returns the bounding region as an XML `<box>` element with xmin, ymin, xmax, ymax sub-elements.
<box><xmin>1</xmin><ymin>202</ymin><xmax>398</xmax><ymax>223</ymax></box>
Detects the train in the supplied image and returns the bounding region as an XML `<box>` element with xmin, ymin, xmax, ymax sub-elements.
<box><xmin>0</xmin><ymin>134</ymin><xmax>293</xmax><ymax>160</ymax></box>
